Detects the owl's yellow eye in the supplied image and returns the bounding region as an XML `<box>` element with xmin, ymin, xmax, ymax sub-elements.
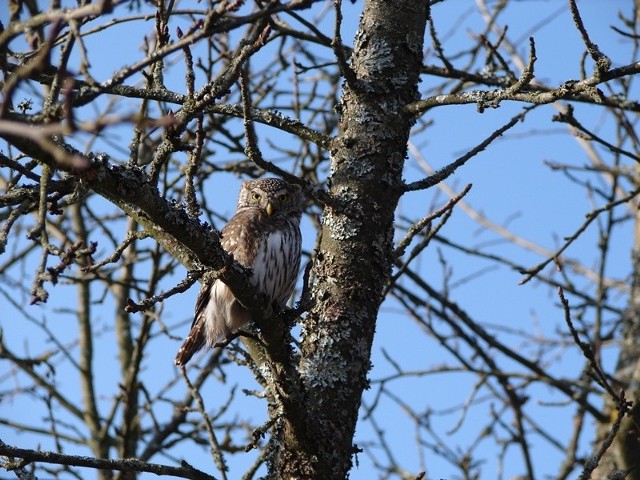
<box><xmin>251</xmin><ymin>192</ymin><xmax>261</xmax><ymax>201</ymax></box>
<box><xmin>279</xmin><ymin>193</ymin><xmax>289</xmax><ymax>202</ymax></box>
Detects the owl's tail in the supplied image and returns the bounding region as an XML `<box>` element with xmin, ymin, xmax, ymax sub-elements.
<box><xmin>175</xmin><ymin>318</ymin><xmax>206</xmax><ymax>366</ymax></box>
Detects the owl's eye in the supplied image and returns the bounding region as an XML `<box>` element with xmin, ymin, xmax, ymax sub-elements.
<box><xmin>279</xmin><ymin>193</ymin><xmax>289</xmax><ymax>202</ymax></box>
<box><xmin>251</xmin><ymin>192</ymin><xmax>261</xmax><ymax>201</ymax></box>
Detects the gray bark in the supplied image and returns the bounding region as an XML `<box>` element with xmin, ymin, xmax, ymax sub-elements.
<box><xmin>272</xmin><ymin>2</ymin><xmax>428</xmax><ymax>478</ymax></box>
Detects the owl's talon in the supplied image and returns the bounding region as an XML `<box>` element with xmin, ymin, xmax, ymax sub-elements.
<box><xmin>213</xmin><ymin>330</ymin><xmax>239</xmax><ymax>348</ymax></box>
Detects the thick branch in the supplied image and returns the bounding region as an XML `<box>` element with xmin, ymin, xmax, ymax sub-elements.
<box><xmin>408</xmin><ymin>61</ymin><xmax>640</xmax><ymax>115</ymax></box>
<box><xmin>0</xmin><ymin>442</ymin><xmax>215</xmax><ymax>480</ymax></box>
<box><xmin>0</xmin><ymin>132</ymin><xmax>273</xmax><ymax>321</ymax></box>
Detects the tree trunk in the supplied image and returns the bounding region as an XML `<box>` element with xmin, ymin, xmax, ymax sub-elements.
<box><xmin>272</xmin><ymin>1</ymin><xmax>427</xmax><ymax>478</ymax></box>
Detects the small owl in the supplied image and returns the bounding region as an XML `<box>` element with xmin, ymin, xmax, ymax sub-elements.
<box><xmin>175</xmin><ymin>178</ymin><xmax>303</xmax><ymax>366</ymax></box>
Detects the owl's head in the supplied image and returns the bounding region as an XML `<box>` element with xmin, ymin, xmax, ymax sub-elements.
<box><xmin>237</xmin><ymin>178</ymin><xmax>303</xmax><ymax>217</ymax></box>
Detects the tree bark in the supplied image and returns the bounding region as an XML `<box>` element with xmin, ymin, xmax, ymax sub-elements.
<box><xmin>272</xmin><ymin>1</ymin><xmax>427</xmax><ymax>478</ymax></box>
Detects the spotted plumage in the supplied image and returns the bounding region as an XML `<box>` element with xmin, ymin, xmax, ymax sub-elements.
<box><xmin>175</xmin><ymin>178</ymin><xmax>303</xmax><ymax>366</ymax></box>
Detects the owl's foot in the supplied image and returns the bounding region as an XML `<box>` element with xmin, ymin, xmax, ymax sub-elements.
<box><xmin>275</xmin><ymin>301</ymin><xmax>311</xmax><ymax>328</ymax></box>
<box><xmin>213</xmin><ymin>329</ymin><xmax>259</xmax><ymax>348</ymax></box>
<box><xmin>213</xmin><ymin>331</ymin><xmax>239</xmax><ymax>348</ymax></box>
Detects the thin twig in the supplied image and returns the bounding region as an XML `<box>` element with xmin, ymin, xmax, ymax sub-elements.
<box><xmin>179</xmin><ymin>368</ymin><xmax>228</xmax><ymax>480</ymax></box>
<box><xmin>185</xmin><ymin>115</ymin><xmax>204</xmax><ymax>219</ymax></box>
<box><xmin>124</xmin><ymin>270</ymin><xmax>203</xmax><ymax>313</ymax></box>
<box><xmin>567</xmin><ymin>0</ymin><xmax>611</xmax><ymax>77</ymax></box>
<box><xmin>558</xmin><ymin>287</ymin><xmax>618</xmax><ymax>399</ymax></box>
<box><xmin>520</xmin><ymin>185</ymin><xmax>640</xmax><ymax>284</ymax></box>
<box><xmin>394</xmin><ymin>183</ymin><xmax>472</xmax><ymax>257</ymax></box>
<box><xmin>507</xmin><ymin>37</ymin><xmax>536</xmax><ymax>94</ymax></box>
<box><xmin>403</xmin><ymin>111</ymin><xmax>526</xmax><ymax>192</ymax></box>
<box><xmin>331</xmin><ymin>0</ymin><xmax>357</xmax><ymax>87</ymax></box>
<box><xmin>426</xmin><ymin>0</ymin><xmax>453</xmax><ymax>71</ymax></box>
<box><xmin>239</xmin><ymin>66</ymin><xmax>304</xmax><ymax>187</ymax></box>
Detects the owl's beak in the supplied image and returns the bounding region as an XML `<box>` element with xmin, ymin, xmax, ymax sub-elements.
<box><xmin>265</xmin><ymin>202</ymin><xmax>274</xmax><ymax>216</ymax></box>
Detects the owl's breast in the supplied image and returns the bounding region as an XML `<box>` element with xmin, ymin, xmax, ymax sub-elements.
<box><xmin>251</xmin><ymin>224</ymin><xmax>302</xmax><ymax>306</ymax></box>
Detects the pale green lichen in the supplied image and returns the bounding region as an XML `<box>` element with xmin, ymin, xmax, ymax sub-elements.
<box><xmin>324</xmin><ymin>209</ymin><xmax>360</xmax><ymax>241</ymax></box>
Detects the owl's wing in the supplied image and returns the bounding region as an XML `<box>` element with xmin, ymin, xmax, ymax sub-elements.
<box><xmin>175</xmin><ymin>214</ymin><xmax>259</xmax><ymax>366</ymax></box>
<box><xmin>219</xmin><ymin>210</ymin><xmax>262</xmax><ymax>268</ymax></box>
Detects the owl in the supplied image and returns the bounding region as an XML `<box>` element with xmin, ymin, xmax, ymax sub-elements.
<box><xmin>175</xmin><ymin>178</ymin><xmax>303</xmax><ymax>366</ymax></box>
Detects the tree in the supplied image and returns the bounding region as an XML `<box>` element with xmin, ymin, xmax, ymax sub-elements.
<box><xmin>1</xmin><ymin>0</ymin><xmax>639</xmax><ymax>479</ymax></box>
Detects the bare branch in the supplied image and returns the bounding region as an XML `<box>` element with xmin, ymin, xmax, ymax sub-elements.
<box><xmin>403</xmin><ymin>111</ymin><xmax>526</xmax><ymax>192</ymax></box>
<box><xmin>0</xmin><ymin>441</ymin><xmax>216</xmax><ymax>480</ymax></box>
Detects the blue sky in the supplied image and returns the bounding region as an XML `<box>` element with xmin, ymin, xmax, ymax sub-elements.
<box><xmin>1</xmin><ymin>1</ymin><xmax>637</xmax><ymax>479</ymax></box>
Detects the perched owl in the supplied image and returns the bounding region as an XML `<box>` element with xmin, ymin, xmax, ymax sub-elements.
<box><xmin>175</xmin><ymin>178</ymin><xmax>303</xmax><ymax>366</ymax></box>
